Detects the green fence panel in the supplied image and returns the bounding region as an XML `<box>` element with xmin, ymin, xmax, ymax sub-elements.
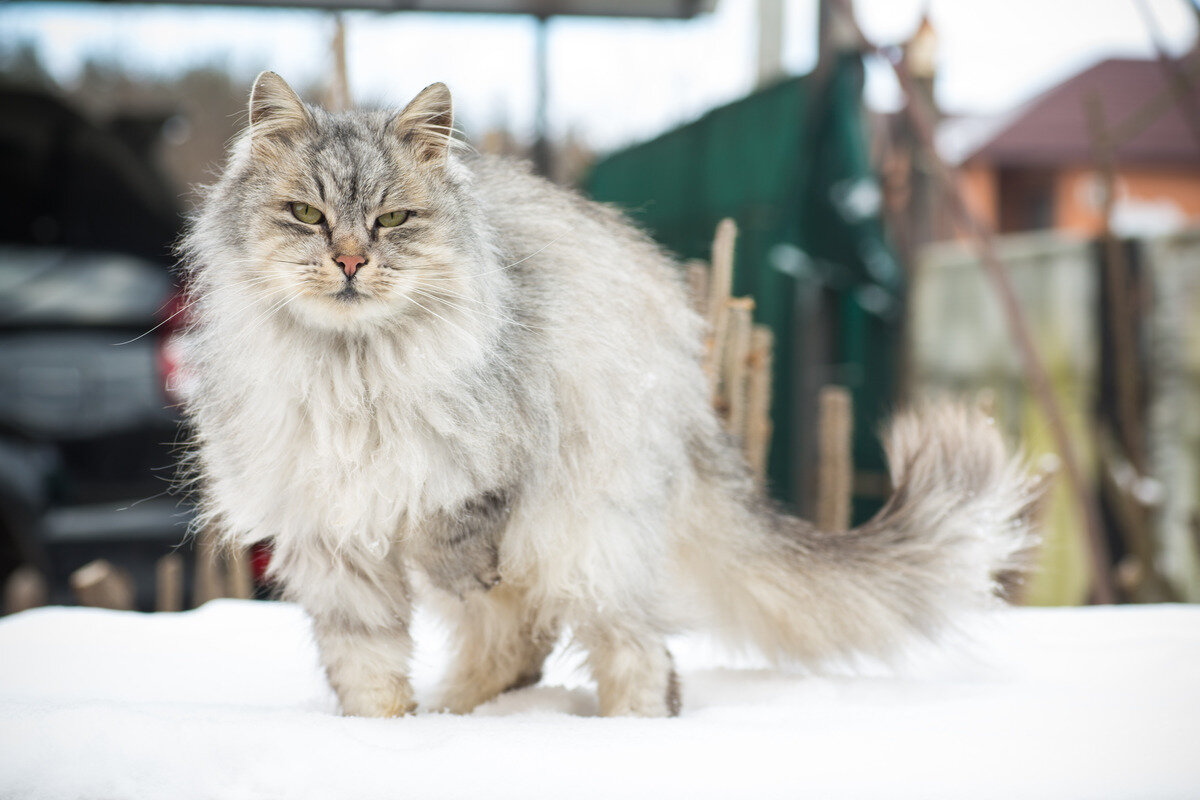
<box><xmin>588</xmin><ymin>55</ymin><xmax>901</xmax><ymax>518</ymax></box>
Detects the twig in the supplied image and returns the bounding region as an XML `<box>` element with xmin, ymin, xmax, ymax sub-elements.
<box><xmin>156</xmin><ymin>554</ymin><xmax>185</xmax><ymax>612</ymax></box>
<box><xmin>829</xmin><ymin>0</ymin><xmax>1116</xmax><ymax>602</ymax></box>
<box><xmin>1132</xmin><ymin>0</ymin><xmax>1200</xmax><ymax>154</ymax></box>
<box><xmin>684</xmin><ymin>259</ymin><xmax>711</xmax><ymax>318</ymax></box>
<box><xmin>4</xmin><ymin>566</ymin><xmax>48</xmax><ymax>615</ymax></box>
<box><xmin>816</xmin><ymin>385</ymin><xmax>853</xmax><ymax>531</ymax></box>
<box><xmin>744</xmin><ymin>325</ymin><xmax>775</xmax><ymax>481</ymax></box>
<box><xmin>228</xmin><ymin>547</ymin><xmax>255</xmax><ymax>600</ymax></box>
<box><xmin>71</xmin><ymin>560</ymin><xmax>135</xmax><ymax>611</ymax></box>
<box><xmin>193</xmin><ymin>525</ymin><xmax>226</xmax><ymax>606</ymax></box>
<box><xmin>724</xmin><ymin>298</ymin><xmax>755</xmax><ymax>436</ymax></box>
<box><xmin>705</xmin><ymin>219</ymin><xmax>737</xmax><ymax>397</ymax></box>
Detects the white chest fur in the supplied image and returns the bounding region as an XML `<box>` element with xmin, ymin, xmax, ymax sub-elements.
<box><xmin>196</xmin><ymin>322</ymin><xmax>505</xmax><ymax>552</ymax></box>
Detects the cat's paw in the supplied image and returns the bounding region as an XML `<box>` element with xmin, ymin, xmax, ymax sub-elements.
<box><xmin>336</xmin><ymin>676</ymin><xmax>417</xmax><ymax>718</ymax></box>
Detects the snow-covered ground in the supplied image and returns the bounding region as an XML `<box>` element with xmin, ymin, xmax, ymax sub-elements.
<box><xmin>1</xmin><ymin>600</ymin><xmax>1197</xmax><ymax>799</ymax></box>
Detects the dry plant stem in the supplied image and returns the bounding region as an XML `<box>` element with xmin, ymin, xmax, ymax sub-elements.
<box><xmin>193</xmin><ymin>525</ymin><xmax>226</xmax><ymax>606</ymax></box>
<box><xmin>685</xmin><ymin>259</ymin><xmax>711</xmax><ymax>317</ymax></box>
<box><xmin>1110</xmin><ymin>53</ymin><xmax>1200</xmax><ymax>148</ymax></box>
<box><xmin>156</xmin><ymin>554</ymin><xmax>185</xmax><ymax>612</ymax></box>
<box><xmin>744</xmin><ymin>325</ymin><xmax>775</xmax><ymax>481</ymax></box>
<box><xmin>828</xmin><ymin>0</ymin><xmax>1116</xmax><ymax>602</ymax></box>
<box><xmin>228</xmin><ymin>547</ymin><xmax>255</xmax><ymax>600</ymax></box>
<box><xmin>71</xmin><ymin>559</ymin><xmax>135</xmax><ymax>610</ymax></box>
<box><xmin>1132</xmin><ymin>0</ymin><xmax>1200</xmax><ymax>153</ymax></box>
<box><xmin>816</xmin><ymin>385</ymin><xmax>853</xmax><ymax>531</ymax></box>
<box><xmin>705</xmin><ymin>219</ymin><xmax>737</xmax><ymax>397</ymax></box>
<box><xmin>724</xmin><ymin>298</ymin><xmax>756</xmax><ymax>436</ymax></box>
<box><xmin>4</xmin><ymin>566</ymin><xmax>48</xmax><ymax>615</ymax></box>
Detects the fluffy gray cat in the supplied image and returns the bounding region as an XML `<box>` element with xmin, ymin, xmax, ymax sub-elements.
<box><xmin>180</xmin><ymin>72</ymin><xmax>1040</xmax><ymax>718</ymax></box>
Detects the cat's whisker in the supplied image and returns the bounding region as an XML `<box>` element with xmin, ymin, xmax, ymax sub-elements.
<box><xmin>398</xmin><ymin>291</ymin><xmax>479</xmax><ymax>346</ymax></box>
<box><xmin>408</xmin><ymin>287</ymin><xmax>546</xmax><ymax>333</ymax></box>
<box><xmin>229</xmin><ymin>288</ymin><xmax>307</xmax><ymax>345</ymax></box>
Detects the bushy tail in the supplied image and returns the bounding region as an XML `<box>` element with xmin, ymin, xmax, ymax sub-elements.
<box><xmin>679</xmin><ymin>402</ymin><xmax>1043</xmax><ymax>665</ymax></box>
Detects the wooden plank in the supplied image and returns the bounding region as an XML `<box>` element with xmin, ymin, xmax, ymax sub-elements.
<box><xmin>70</xmin><ymin>559</ymin><xmax>135</xmax><ymax>611</ymax></box>
<box><xmin>816</xmin><ymin>385</ymin><xmax>853</xmax><ymax>531</ymax></box>
<box><xmin>4</xmin><ymin>566</ymin><xmax>48</xmax><ymax>615</ymax></box>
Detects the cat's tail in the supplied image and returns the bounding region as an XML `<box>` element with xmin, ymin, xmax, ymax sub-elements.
<box><xmin>677</xmin><ymin>401</ymin><xmax>1043</xmax><ymax>665</ymax></box>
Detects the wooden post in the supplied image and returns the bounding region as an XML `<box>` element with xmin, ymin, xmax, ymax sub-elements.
<box><xmin>744</xmin><ymin>325</ymin><xmax>775</xmax><ymax>481</ymax></box>
<box><xmin>193</xmin><ymin>525</ymin><xmax>225</xmax><ymax>606</ymax></box>
<box><xmin>4</xmin><ymin>566</ymin><xmax>48</xmax><ymax>615</ymax></box>
<box><xmin>70</xmin><ymin>559</ymin><xmax>135</xmax><ymax>611</ymax></box>
<box><xmin>155</xmin><ymin>554</ymin><xmax>185</xmax><ymax>612</ymax></box>
<box><xmin>816</xmin><ymin>386</ymin><xmax>853</xmax><ymax>531</ymax></box>
<box><xmin>723</xmin><ymin>298</ymin><xmax>755</xmax><ymax>435</ymax></box>
<box><xmin>705</xmin><ymin>219</ymin><xmax>737</xmax><ymax>397</ymax></box>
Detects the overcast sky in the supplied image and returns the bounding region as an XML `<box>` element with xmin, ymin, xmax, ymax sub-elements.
<box><xmin>1</xmin><ymin>0</ymin><xmax>1196</xmax><ymax>151</ymax></box>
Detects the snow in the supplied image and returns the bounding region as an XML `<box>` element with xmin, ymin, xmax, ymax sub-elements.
<box><xmin>1</xmin><ymin>600</ymin><xmax>1198</xmax><ymax>799</ymax></box>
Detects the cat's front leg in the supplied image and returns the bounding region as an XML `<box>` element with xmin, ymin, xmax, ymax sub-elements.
<box><xmin>272</xmin><ymin>539</ymin><xmax>417</xmax><ymax>717</ymax></box>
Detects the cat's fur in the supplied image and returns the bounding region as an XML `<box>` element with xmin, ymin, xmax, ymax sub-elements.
<box><xmin>180</xmin><ymin>72</ymin><xmax>1041</xmax><ymax>718</ymax></box>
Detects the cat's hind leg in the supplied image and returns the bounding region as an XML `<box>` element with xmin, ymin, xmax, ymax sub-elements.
<box><xmin>576</xmin><ymin>612</ymin><xmax>680</xmax><ymax>718</ymax></box>
<box><xmin>436</xmin><ymin>582</ymin><xmax>557</xmax><ymax>714</ymax></box>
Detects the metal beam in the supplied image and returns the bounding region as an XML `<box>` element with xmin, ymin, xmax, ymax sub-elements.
<box><xmin>36</xmin><ymin>0</ymin><xmax>715</xmax><ymax>18</ymax></box>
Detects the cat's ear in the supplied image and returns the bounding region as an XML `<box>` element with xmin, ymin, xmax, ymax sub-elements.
<box><xmin>248</xmin><ymin>71</ymin><xmax>310</xmax><ymax>145</ymax></box>
<box><xmin>391</xmin><ymin>83</ymin><xmax>455</xmax><ymax>166</ymax></box>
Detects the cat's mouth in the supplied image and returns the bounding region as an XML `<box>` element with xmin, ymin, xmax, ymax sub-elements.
<box><xmin>332</xmin><ymin>285</ymin><xmax>365</xmax><ymax>303</ymax></box>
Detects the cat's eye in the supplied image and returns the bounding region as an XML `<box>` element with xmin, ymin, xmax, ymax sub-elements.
<box><xmin>290</xmin><ymin>203</ymin><xmax>324</xmax><ymax>225</ymax></box>
<box><xmin>376</xmin><ymin>210</ymin><xmax>411</xmax><ymax>228</ymax></box>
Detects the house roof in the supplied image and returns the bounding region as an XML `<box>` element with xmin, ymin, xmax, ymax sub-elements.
<box><xmin>961</xmin><ymin>57</ymin><xmax>1200</xmax><ymax>167</ymax></box>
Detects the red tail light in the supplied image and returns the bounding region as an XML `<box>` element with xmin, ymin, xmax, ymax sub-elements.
<box><xmin>156</xmin><ymin>290</ymin><xmax>194</xmax><ymax>404</ymax></box>
<box><xmin>250</xmin><ymin>542</ymin><xmax>273</xmax><ymax>585</ymax></box>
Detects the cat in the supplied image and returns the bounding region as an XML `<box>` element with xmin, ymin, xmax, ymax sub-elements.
<box><xmin>179</xmin><ymin>71</ymin><xmax>1040</xmax><ymax>718</ymax></box>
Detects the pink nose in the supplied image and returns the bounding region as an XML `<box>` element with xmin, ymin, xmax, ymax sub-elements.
<box><xmin>335</xmin><ymin>254</ymin><xmax>366</xmax><ymax>277</ymax></box>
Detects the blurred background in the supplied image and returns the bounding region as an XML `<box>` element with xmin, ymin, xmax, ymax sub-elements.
<box><xmin>1</xmin><ymin>0</ymin><xmax>1198</xmax><ymax>612</ymax></box>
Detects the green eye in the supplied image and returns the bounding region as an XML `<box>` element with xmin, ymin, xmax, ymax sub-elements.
<box><xmin>376</xmin><ymin>210</ymin><xmax>410</xmax><ymax>228</ymax></box>
<box><xmin>290</xmin><ymin>203</ymin><xmax>324</xmax><ymax>225</ymax></box>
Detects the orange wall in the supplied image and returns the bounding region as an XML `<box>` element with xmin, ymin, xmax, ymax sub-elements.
<box><xmin>1055</xmin><ymin>166</ymin><xmax>1200</xmax><ymax>236</ymax></box>
<box><xmin>953</xmin><ymin>164</ymin><xmax>1200</xmax><ymax>238</ymax></box>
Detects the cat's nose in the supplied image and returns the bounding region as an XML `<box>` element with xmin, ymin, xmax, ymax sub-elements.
<box><xmin>335</xmin><ymin>254</ymin><xmax>367</xmax><ymax>277</ymax></box>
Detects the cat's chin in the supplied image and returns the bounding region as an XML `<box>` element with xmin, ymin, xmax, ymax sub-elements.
<box><xmin>289</xmin><ymin>291</ymin><xmax>400</xmax><ymax>332</ymax></box>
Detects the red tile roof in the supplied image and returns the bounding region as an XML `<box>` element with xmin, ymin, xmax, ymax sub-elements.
<box><xmin>965</xmin><ymin>57</ymin><xmax>1200</xmax><ymax>167</ymax></box>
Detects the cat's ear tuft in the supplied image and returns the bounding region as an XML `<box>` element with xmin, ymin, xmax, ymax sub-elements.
<box><xmin>391</xmin><ymin>83</ymin><xmax>455</xmax><ymax>166</ymax></box>
<box><xmin>248</xmin><ymin>71</ymin><xmax>310</xmax><ymax>145</ymax></box>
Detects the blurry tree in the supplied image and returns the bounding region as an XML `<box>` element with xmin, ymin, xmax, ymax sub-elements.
<box><xmin>0</xmin><ymin>42</ymin><xmax>56</xmax><ymax>91</ymax></box>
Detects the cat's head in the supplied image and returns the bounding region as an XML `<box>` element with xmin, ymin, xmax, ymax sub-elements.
<box><xmin>194</xmin><ymin>72</ymin><xmax>489</xmax><ymax>333</ymax></box>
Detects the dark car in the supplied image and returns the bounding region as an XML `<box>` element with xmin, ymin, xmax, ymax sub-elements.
<box><xmin>0</xmin><ymin>245</ymin><xmax>196</xmax><ymax>609</ymax></box>
<box><xmin>0</xmin><ymin>85</ymin><xmax>197</xmax><ymax>609</ymax></box>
